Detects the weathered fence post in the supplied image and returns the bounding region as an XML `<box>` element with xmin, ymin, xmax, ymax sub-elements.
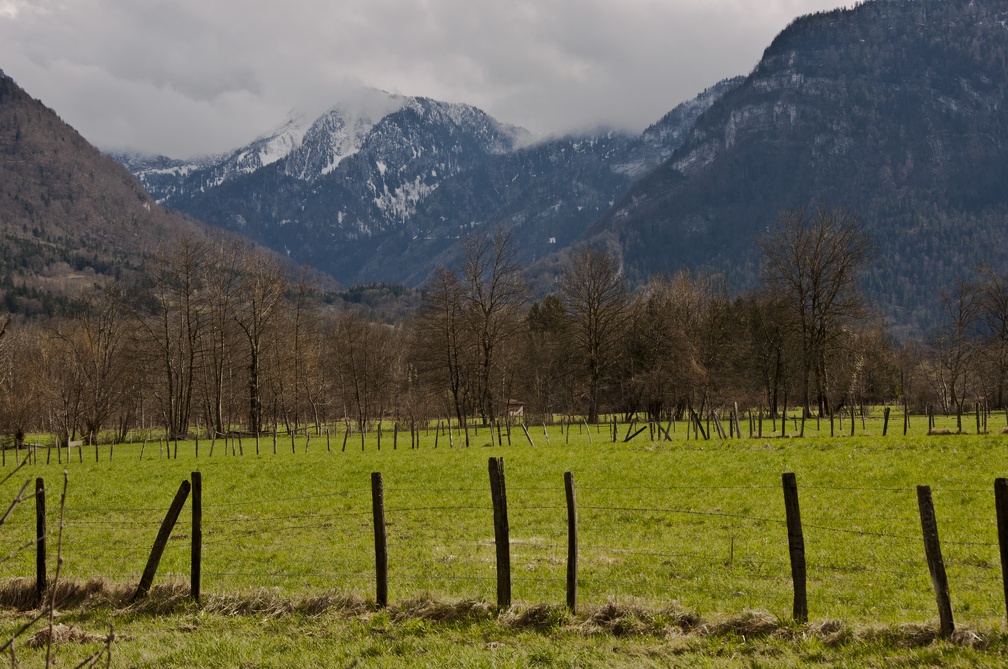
<box><xmin>564</xmin><ymin>471</ymin><xmax>578</xmax><ymax>614</ymax></box>
<box><xmin>917</xmin><ymin>485</ymin><xmax>954</xmax><ymax>638</ymax></box>
<box><xmin>372</xmin><ymin>472</ymin><xmax>388</xmax><ymax>608</ymax></box>
<box><xmin>520</xmin><ymin>423</ymin><xmax>535</xmax><ymax>448</ymax></box>
<box><xmin>488</xmin><ymin>457</ymin><xmax>511</xmax><ymax>609</ymax></box>
<box><xmin>883</xmin><ymin>407</ymin><xmax>890</xmax><ymax>436</ymax></box>
<box><xmin>191</xmin><ymin>471</ymin><xmax>202</xmax><ymax>601</ymax></box>
<box><xmin>35</xmin><ymin>477</ymin><xmax>45</xmax><ymax>604</ymax></box>
<box><xmin>994</xmin><ymin>478</ymin><xmax>1008</xmax><ymax>624</ymax></box>
<box><xmin>134</xmin><ymin>480</ymin><xmax>191</xmax><ymax>601</ymax></box>
<box><xmin>782</xmin><ymin>472</ymin><xmax>807</xmax><ymax>622</ymax></box>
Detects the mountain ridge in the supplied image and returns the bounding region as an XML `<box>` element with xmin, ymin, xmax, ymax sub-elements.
<box><xmin>114</xmin><ymin>79</ymin><xmax>740</xmax><ymax>286</ymax></box>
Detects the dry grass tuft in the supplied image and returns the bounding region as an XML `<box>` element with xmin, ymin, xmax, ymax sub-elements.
<box><xmin>201</xmin><ymin>588</ymin><xmax>370</xmax><ymax>618</ymax></box>
<box><xmin>500</xmin><ymin>603</ymin><xmax>569</xmax><ymax>631</ymax></box>
<box><xmin>0</xmin><ymin>577</ymin><xmax>134</xmax><ymax>612</ymax></box>
<box><xmin>951</xmin><ymin>626</ymin><xmax>989</xmax><ymax>650</ymax></box>
<box><xmin>297</xmin><ymin>591</ymin><xmax>371</xmax><ymax>617</ymax></box>
<box><xmin>701</xmin><ymin>610</ymin><xmax>782</xmax><ymax>638</ymax></box>
<box><xmin>854</xmin><ymin>622</ymin><xmax>937</xmax><ymax>647</ymax></box>
<box><xmin>579</xmin><ymin>599</ymin><xmax>657</xmax><ymax>637</ymax></box>
<box><xmin>0</xmin><ymin>578</ymin><xmax>41</xmax><ymax>610</ymax></box>
<box><xmin>851</xmin><ymin>623</ymin><xmax>989</xmax><ymax>649</ymax></box>
<box><xmin>928</xmin><ymin>429</ymin><xmax>954</xmax><ymax>436</ymax></box>
<box><xmin>26</xmin><ymin>624</ymin><xmax>107</xmax><ymax>649</ymax></box>
<box><xmin>809</xmin><ymin>619</ymin><xmax>850</xmax><ymax>646</ymax></box>
<box><xmin>656</xmin><ymin>604</ymin><xmax>702</xmax><ymax>632</ymax></box>
<box><xmin>391</xmin><ymin>593</ymin><xmax>493</xmax><ymax>624</ymax></box>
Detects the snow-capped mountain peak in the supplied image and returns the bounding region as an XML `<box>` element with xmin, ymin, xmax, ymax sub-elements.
<box><xmin>283</xmin><ymin>96</ymin><xmax>406</xmax><ymax>181</ymax></box>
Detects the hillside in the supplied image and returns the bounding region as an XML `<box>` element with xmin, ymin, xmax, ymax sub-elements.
<box><xmin>590</xmin><ymin>0</ymin><xmax>1008</xmax><ymax>333</ymax></box>
<box><xmin>0</xmin><ymin>68</ymin><xmax>212</xmax><ymax>314</ymax></box>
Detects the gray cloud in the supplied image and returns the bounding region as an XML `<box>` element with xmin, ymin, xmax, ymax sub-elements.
<box><xmin>0</xmin><ymin>0</ymin><xmax>849</xmax><ymax>157</ymax></box>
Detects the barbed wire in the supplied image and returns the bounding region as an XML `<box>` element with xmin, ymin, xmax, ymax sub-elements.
<box><xmin>579</xmin><ymin>505</ymin><xmax>784</xmax><ymax>526</ymax></box>
<box><xmin>204</xmin><ymin>490</ymin><xmax>370</xmax><ymax>509</ymax></box>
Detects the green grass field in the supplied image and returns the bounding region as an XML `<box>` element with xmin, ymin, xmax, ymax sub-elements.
<box><xmin>2</xmin><ymin>411</ymin><xmax>1008</xmax><ymax>666</ymax></box>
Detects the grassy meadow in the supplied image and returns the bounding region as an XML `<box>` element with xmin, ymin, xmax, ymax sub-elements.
<box><xmin>2</xmin><ymin>409</ymin><xmax>1008</xmax><ymax>666</ymax></box>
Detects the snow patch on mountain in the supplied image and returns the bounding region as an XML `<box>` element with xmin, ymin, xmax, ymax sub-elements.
<box><xmin>374</xmin><ymin>176</ymin><xmax>438</xmax><ymax>222</ymax></box>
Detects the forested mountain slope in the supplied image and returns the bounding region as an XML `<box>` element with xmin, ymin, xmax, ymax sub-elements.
<box><xmin>0</xmin><ymin>68</ymin><xmax>212</xmax><ymax>314</ymax></box>
<box><xmin>589</xmin><ymin>0</ymin><xmax>1008</xmax><ymax>332</ymax></box>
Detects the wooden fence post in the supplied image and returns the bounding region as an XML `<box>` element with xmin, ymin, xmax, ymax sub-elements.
<box><xmin>564</xmin><ymin>471</ymin><xmax>578</xmax><ymax>614</ymax></box>
<box><xmin>520</xmin><ymin>423</ymin><xmax>535</xmax><ymax>448</ymax></box>
<box><xmin>883</xmin><ymin>407</ymin><xmax>890</xmax><ymax>436</ymax></box>
<box><xmin>134</xmin><ymin>480</ymin><xmax>191</xmax><ymax>601</ymax></box>
<box><xmin>372</xmin><ymin>472</ymin><xmax>388</xmax><ymax>608</ymax></box>
<box><xmin>994</xmin><ymin>478</ymin><xmax>1008</xmax><ymax>624</ymax></box>
<box><xmin>917</xmin><ymin>485</ymin><xmax>954</xmax><ymax>638</ymax></box>
<box><xmin>35</xmin><ymin>478</ymin><xmax>45</xmax><ymax>604</ymax></box>
<box><xmin>191</xmin><ymin>471</ymin><xmax>202</xmax><ymax>601</ymax></box>
<box><xmin>782</xmin><ymin>472</ymin><xmax>807</xmax><ymax>622</ymax></box>
<box><xmin>488</xmin><ymin>457</ymin><xmax>511</xmax><ymax>609</ymax></box>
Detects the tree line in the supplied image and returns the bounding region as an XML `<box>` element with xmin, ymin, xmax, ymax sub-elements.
<box><xmin>0</xmin><ymin>206</ymin><xmax>1006</xmax><ymax>446</ymax></box>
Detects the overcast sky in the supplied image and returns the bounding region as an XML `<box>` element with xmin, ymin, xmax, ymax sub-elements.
<box><xmin>0</xmin><ymin>0</ymin><xmax>849</xmax><ymax>158</ymax></box>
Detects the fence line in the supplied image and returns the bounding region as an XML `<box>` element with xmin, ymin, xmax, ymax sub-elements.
<box><xmin>7</xmin><ymin>467</ymin><xmax>1008</xmax><ymax>636</ymax></box>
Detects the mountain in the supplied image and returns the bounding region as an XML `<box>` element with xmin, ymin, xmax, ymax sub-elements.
<box><xmin>115</xmin><ymin>80</ymin><xmax>739</xmax><ymax>286</ymax></box>
<box><xmin>0</xmin><ymin>68</ymin><xmax>218</xmax><ymax>315</ymax></box>
<box><xmin>589</xmin><ymin>0</ymin><xmax>1008</xmax><ymax>333</ymax></box>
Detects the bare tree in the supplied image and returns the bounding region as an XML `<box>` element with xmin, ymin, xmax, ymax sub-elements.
<box><xmin>559</xmin><ymin>245</ymin><xmax>630</xmax><ymax>424</ymax></box>
<box><xmin>977</xmin><ymin>266</ymin><xmax>1008</xmax><ymax>408</ymax></box>
<box><xmin>200</xmin><ymin>238</ymin><xmax>244</xmax><ymax>435</ymax></box>
<box><xmin>141</xmin><ymin>237</ymin><xmax>205</xmax><ymax>438</ymax></box>
<box><xmin>57</xmin><ymin>285</ymin><xmax>133</xmax><ymax>443</ymax></box>
<box><xmin>760</xmin><ymin>206</ymin><xmax>871</xmax><ymax>417</ymax></box>
<box><xmin>333</xmin><ymin>312</ymin><xmax>396</xmax><ymax>432</ymax></box>
<box><xmin>461</xmin><ymin>228</ymin><xmax>527</xmax><ymax>426</ymax></box>
<box><xmin>235</xmin><ymin>254</ymin><xmax>285</xmax><ymax>434</ymax></box>
<box><xmin>415</xmin><ymin>267</ymin><xmax>472</xmax><ymax>434</ymax></box>
<box><xmin>931</xmin><ymin>279</ymin><xmax>980</xmax><ymax>426</ymax></box>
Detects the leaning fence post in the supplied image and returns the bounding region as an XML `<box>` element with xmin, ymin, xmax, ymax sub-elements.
<box><xmin>488</xmin><ymin>457</ymin><xmax>511</xmax><ymax>609</ymax></box>
<box><xmin>134</xmin><ymin>480</ymin><xmax>191</xmax><ymax>601</ymax></box>
<box><xmin>372</xmin><ymin>472</ymin><xmax>388</xmax><ymax>608</ymax></box>
<box><xmin>191</xmin><ymin>472</ymin><xmax>202</xmax><ymax>602</ymax></box>
<box><xmin>917</xmin><ymin>485</ymin><xmax>954</xmax><ymax>638</ymax></box>
<box><xmin>35</xmin><ymin>478</ymin><xmax>46</xmax><ymax>604</ymax></box>
<box><xmin>782</xmin><ymin>472</ymin><xmax>807</xmax><ymax>622</ymax></box>
<box><xmin>994</xmin><ymin>478</ymin><xmax>1008</xmax><ymax>624</ymax></box>
<box><xmin>883</xmin><ymin>407</ymin><xmax>891</xmax><ymax>436</ymax></box>
<box><xmin>564</xmin><ymin>471</ymin><xmax>578</xmax><ymax>613</ymax></box>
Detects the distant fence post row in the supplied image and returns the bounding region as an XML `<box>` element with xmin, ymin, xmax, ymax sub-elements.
<box><xmin>4</xmin><ymin>401</ymin><xmax>1007</xmax><ymax>469</ymax></box>
<box><xmin>22</xmin><ymin>469</ymin><xmax>1008</xmax><ymax>635</ymax></box>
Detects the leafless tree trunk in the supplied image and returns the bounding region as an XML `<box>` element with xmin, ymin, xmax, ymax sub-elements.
<box><xmin>235</xmin><ymin>255</ymin><xmax>285</xmax><ymax>434</ymax></box>
<box><xmin>461</xmin><ymin>229</ymin><xmax>527</xmax><ymax>427</ymax></box>
<box><xmin>759</xmin><ymin>206</ymin><xmax>871</xmax><ymax>417</ymax></box>
<box><xmin>559</xmin><ymin>245</ymin><xmax>630</xmax><ymax>424</ymax></box>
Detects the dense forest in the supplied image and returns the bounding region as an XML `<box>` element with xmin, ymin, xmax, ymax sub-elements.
<box><xmin>1</xmin><ymin>208</ymin><xmax>1006</xmax><ymax>447</ymax></box>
